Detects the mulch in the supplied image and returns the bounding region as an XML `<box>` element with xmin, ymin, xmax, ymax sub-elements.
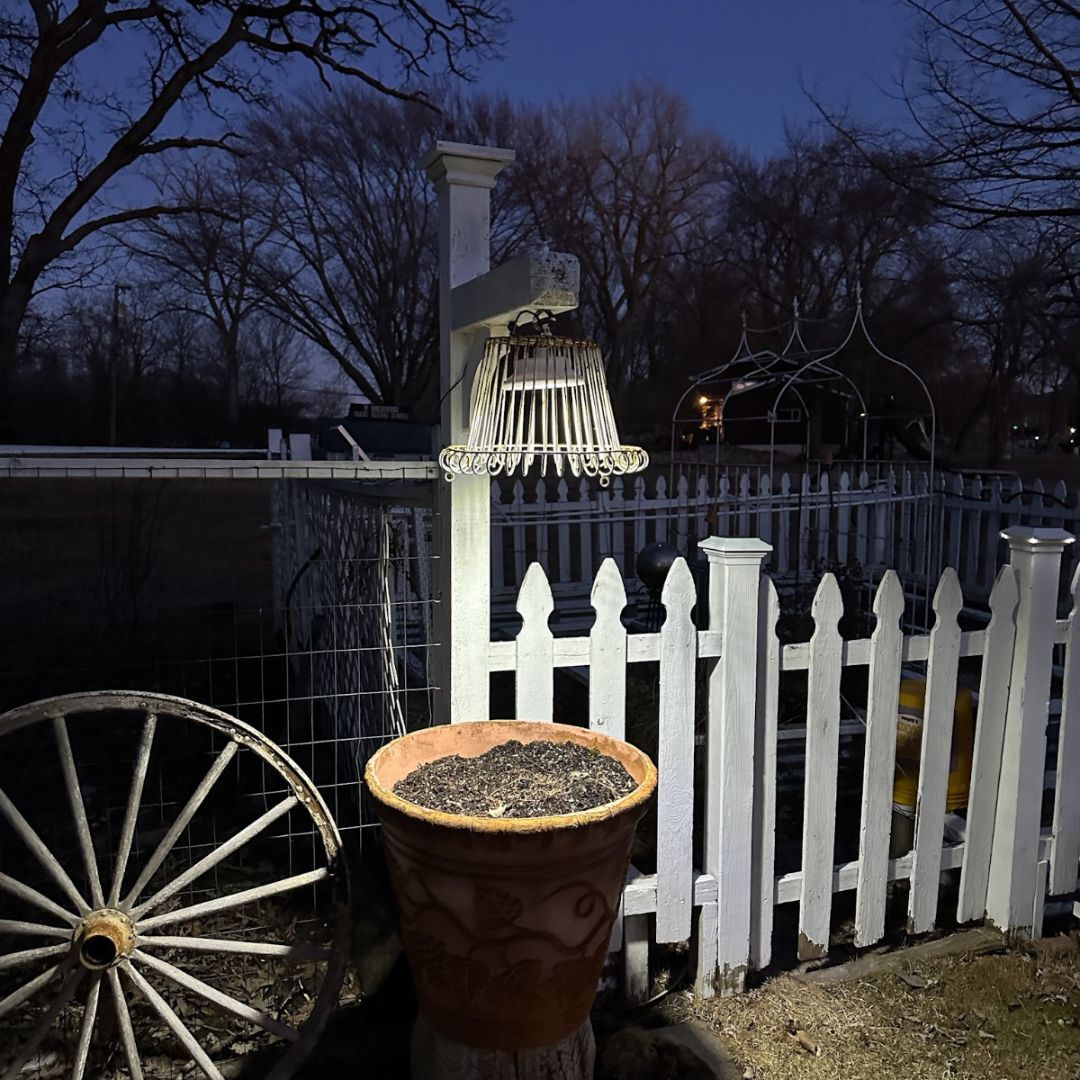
<box><xmin>393</xmin><ymin>739</ymin><xmax>635</xmax><ymax>818</ymax></box>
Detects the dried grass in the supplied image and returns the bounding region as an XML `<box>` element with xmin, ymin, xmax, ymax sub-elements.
<box><xmin>671</xmin><ymin>933</ymin><xmax>1080</xmax><ymax>1080</ymax></box>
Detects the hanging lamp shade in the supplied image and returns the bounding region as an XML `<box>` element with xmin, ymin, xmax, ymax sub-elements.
<box><xmin>439</xmin><ymin>328</ymin><xmax>648</xmax><ymax>484</ymax></box>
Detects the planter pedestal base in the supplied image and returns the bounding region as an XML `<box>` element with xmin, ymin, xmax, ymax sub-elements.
<box><xmin>411</xmin><ymin>1015</ymin><xmax>595</xmax><ymax>1080</ymax></box>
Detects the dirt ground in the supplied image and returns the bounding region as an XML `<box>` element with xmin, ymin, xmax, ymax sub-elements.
<box><xmin>667</xmin><ymin>931</ymin><xmax>1080</xmax><ymax>1080</ymax></box>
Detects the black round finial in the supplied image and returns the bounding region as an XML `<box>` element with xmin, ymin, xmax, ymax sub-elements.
<box><xmin>635</xmin><ymin>542</ymin><xmax>680</xmax><ymax>594</ymax></box>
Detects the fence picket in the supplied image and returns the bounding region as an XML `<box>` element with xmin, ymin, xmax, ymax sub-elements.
<box><xmin>655</xmin><ymin>475</ymin><xmax>670</xmax><ymax>544</ymax></box>
<box><xmin>534</xmin><ymin>479</ymin><xmax>549</xmax><ymax>570</ymax></box>
<box><xmin>750</xmin><ymin>577</ymin><xmax>780</xmax><ymax>969</ymax></box>
<box><xmin>556</xmin><ymin>479</ymin><xmax>571</xmax><ymax>582</ymax></box>
<box><xmin>816</xmin><ymin>472</ymin><xmax>830</xmax><ymax>564</ymax></box>
<box><xmin>656</xmin><ymin>558</ymin><xmax>697</xmax><ymax>944</ymax></box>
<box><xmin>1051</xmin><ymin>564</ymin><xmax>1080</xmax><ymax>895</ymax></box>
<box><xmin>776</xmin><ymin>474</ymin><xmax>790</xmax><ymax>573</ymax></box>
<box><xmin>837</xmin><ymin>471</ymin><xmax>850</xmax><ymax>565</ymax></box>
<box><xmin>514</xmin><ymin>564</ymin><xmax>554</xmax><ymax>722</ymax></box>
<box><xmin>757</xmin><ymin>472</ymin><xmax>773</xmax><ymax>547</ymax></box>
<box><xmin>633</xmin><ymin>477</ymin><xmax>647</xmax><ymax>558</ymax></box>
<box><xmin>578</xmin><ymin>477</ymin><xmax>593</xmax><ymax>581</ymax></box>
<box><xmin>908</xmin><ymin>568</ymin><xmax>963</xmax><ymax>934</ymax></box>
<box><xmin>512</xmin><ymin>480</ymin><xmax>527</xmax><ymax>584</ymax></box>
<box><xmin>491</xmin><ymin>480</ymin><xmax>506</xmax><ymax>589</ymax></box>
<box><xmin>589</xmin><ymin>560</ymin><xmax>627</xmax><ymax>740</ymax></box>
<box><xmin>798</xmin><ymin>574</ymin><xmax>844</xmax><ymax>959</ymax></box>
<box><xmin>610</xmin><ymin>478</ymin><xmax>626</xmax><ymax>569</ymax></box>
<box><xmin>855</xmin><ymin>571</ymin><xmax>905</xmax><ymax>946</ymax></box>
<box><xmin>958</xmin><ymin>564</ymin><xmax>1020</xmax><ymax>921</ymax></box>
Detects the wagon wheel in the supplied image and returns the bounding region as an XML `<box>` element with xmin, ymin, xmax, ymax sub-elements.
<box><xmin>0</xmin><ymin>691</ymin><xmax>350</xmax><ymax>1080</ymax></box>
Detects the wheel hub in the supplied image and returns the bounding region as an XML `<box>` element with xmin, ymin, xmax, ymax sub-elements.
<box><xmin>73</xmin><ymin>909</ymin><xmax>135</xmax><ymax>970</ymax></box>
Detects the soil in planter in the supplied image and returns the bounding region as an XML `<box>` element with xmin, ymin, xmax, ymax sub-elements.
<box><xmin>393</xmin><ymin>739</ymin><xmax>636</xmax><ymax>818</ymax></box>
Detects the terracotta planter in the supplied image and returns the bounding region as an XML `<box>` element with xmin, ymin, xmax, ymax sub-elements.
<box><xmin>364</xmin><ymin>720</ymin><xmax>657</xmax><ymax>1051</ymax></box>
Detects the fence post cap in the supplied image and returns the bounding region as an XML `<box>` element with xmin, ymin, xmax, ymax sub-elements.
<box><xmin>1000</xmin><ymin>526</ymin><xmax>1075</xmax><ymax>551</ymax></box>
<box><xmin>698</xmin><ymin>536</ymin><xmax>772</xmax><ymax>561</ymax></box>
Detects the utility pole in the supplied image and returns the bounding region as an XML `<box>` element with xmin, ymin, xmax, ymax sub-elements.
<box><xmin>108</xmin><ymin>283</ymin><xmax>130</xmax><ymax>446</ymax></box>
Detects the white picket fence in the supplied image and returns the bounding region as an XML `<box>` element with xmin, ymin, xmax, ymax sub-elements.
<box><xmin>486</xmin><ymin>529</ymin><xmax>1080</xmax><ymax>996</ymax></box>
<box><xmin>491</xmin><ymin>468</ymin><xmax>1080</xmax><ymax>612</ymax></box>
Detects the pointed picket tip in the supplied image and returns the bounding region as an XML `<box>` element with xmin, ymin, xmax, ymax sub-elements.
<box><xmin>762</xmin><ymin>575</ymin><xmax>780</xmax><ymax>630</ymax></box>
<box><xmin>839</xmin><ymin>470</ymin><xmax>851</xmax><ymax>492</ymax></box>
<box><xmin>517</xmin><ymin>562</ymin><xmax>554</xmax><ymax>618</ymax></box>
<box><xmin>660</xmin><ymin>556</ymin><xmax>696</xmax><ymax>611</ymax></box>
<box><xmin>932</xmin><ymin>566</ymin><xmax>964</xmax><ymax>620</ymax></box>
<box><xmin>590</xmin><ymin>558</ymin><xmax>628</xmax><ymax>612</ymax></box>
<box><xmin>988</xmin><ymin>563</ymin><xmax>1020</xmax><ymax>617</ymax></box>
<box><xmin>872</xmin><ymin>569</ymin><xmax>906</xmax><ymax>620</ymax></box>
<box><xmin>811</xmin><ymin>573</ymin><xmax>843</xmax><ymax>624</ymax></box>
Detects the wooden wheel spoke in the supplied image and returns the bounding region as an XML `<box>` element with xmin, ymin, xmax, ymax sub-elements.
<box><xmin>0</xmin><ymin>943</ymin><xmax>67</xmax><ymax>972</ymax></box>
<box><xmin>122</xmin><ymin>962</ymin><xmax>226</xmax><ymax>1080</ymax></box>
<box><xmin>0</xmin><ymin>968</ymin><xmax>83</xmax><ymax>1080</ymax></box>
<box><xmin>136</xmin><ymin>934</ymin><xmax>332</xmax><ymax>961</ymax></box>
<box><xmin>122</xmin><ymin>740</ymin><xmax>238</xmax><ymax>910</ymax></box>
<box><xmin>0</xmin><ymin>871</ymin><xmax>78</xmax><ymax>926</ymax></box>
<box><xmin>0</xmin><ymin>919</ymin><xmax>71</xmax><ymax>940</ymax></box>
<box><xmin>0</xmin><ymin>963</ymin><xmax>62</xmax><ymax>1020</ymax></box>
<box><xmin>106</xmin><ymin>967</ymin><xmax>144</xmax><ymax>1080</ymax></box>
<box><xmin>0</xmin><ymin>784</ymin><xmax>90</xmax><ymax>915</ymax></box>
<box><xmin>108</xmin><ymin>712</ymin><xmax>157</xmax><ymax>907</ymax></box>
<box><xmin>137</xmin><ymin>868</ymin><xmax>330</xmax><ymax>932</ymax></box>
<box><xmin>131</xmin><ymin>795</ymin><xmax>298</xmax><ymax>920</ymax></box>
<box><xmin>71</xmin><ymin>973</ymin><xmax>101</xmax><ymax>1080</ymax></box>
<box><xmin>52</xmin><ymin>716</ymin><xmax>104</xmax><ymax>908</ymax></box>
<box><xmin>133</xmin><ymin>949</ymin><xmax>299</xmax><ymax>1041</ymax></box>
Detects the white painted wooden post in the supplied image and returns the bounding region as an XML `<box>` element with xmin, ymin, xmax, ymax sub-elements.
<box><xmin>699</xmin><ymin>536</ymin><xmax>772</xmax><ymax>993</ymax></box>
<box><xmin>798</xmin><ymin>574</ymin><xmax>844</xmax><ymax>959</ymax></box>
<box><xmin>656</xmin><ymin>558</ymin><xmax>697</xmax><ymax>944</ymax></box>
<box><xmin>749</xmin><ymin>576</ymin><xmax>780</xmax><ymax>971</ymax></box>
<box><xmin>514</xmin><ymin>564</ymin><xmax>554</xmax><ymax>722</ymax></box>
<box><xmin>957</xmin><ymin>565</ymin><xmax>1020</xmax><ymax>922</ymax></box>
<box><xmin>490</xmin><ymin>480</ymin><xmax>505</xmax><ymax>591</ymax></box>
<box><xmin>987</xmin><ymin>527</ymin><xmax>1074</xmax><ymax>936</ymax></box>
<box><xmin>908</xmin><ymin>568</ymin><xmax>963</xmax><ymax>935</ymax></box>
<box><xmin>854</xmin><ymin>571</ymin><xmax>905</xmax><ymax>947</ymax></box>
<box><xmin>1051</xmin><ymin>563</ymin><xmax>1080</xmax><ymax>896</ymax></box>
<box><xmin>425</xmin><ymin>143</ymin><xmax>513</xmax><ymax>725</ymax></box>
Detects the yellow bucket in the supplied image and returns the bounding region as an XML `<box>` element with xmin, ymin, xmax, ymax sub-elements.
<box><xmin>892</xmin><ymin>678</ymin><xmax>974</xmax><ymax>813</ymax></box>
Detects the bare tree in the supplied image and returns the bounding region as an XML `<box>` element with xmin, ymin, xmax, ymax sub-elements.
<box><xmin>511</xmin><ymin>82</ymin><xmax>727</xmax><ymax>392</ymax></box>
<box><xmin>247</xmin><ymin>90</ymin><xmax>445</xmax><ymax>413</ymax></box>
<box><xmin>0</xmin><ymin>0</ymin><xmax>506</xmax><ymax>389</ymax></box>
<box><xmin>720</xmin><ymin>134</ymin><xmax>943</xmax><ymax>325</ymax></box>
<box><xmin>127</xmin><ymin>159</ymin><xmax>276</xmax><ymax>432</ymax></box>
<box><xmin>818</xmin><ymin>1</ymin><xmax>1080</xmax><ymax>222</ymax></box>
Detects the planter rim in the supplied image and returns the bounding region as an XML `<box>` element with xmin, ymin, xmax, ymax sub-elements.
<box><xmin>364</xmin><ymin>720</ymin><xmax>657</xmax><ymax>835</ymax></box>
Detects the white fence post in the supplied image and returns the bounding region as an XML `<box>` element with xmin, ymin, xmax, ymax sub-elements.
<box><xmin>698</xmin><ymin>536</ymin><xmax>772</xmax><ymax>995</ymax></box>
<box><xmin>986</xmin><ymin>526</ymin><xmax>1075</xmax><ymax>936</ymax></box>
<box><xmin>1051</xmin><ymin>564</ymin><xmax>1080</xmax><ymax>896</ymax></box>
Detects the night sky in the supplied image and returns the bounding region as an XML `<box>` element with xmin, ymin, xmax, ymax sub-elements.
<box><xmin>476</xmin><ymin>0</ymin><xmax>916</xmax><ymax>154</ymax></box>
